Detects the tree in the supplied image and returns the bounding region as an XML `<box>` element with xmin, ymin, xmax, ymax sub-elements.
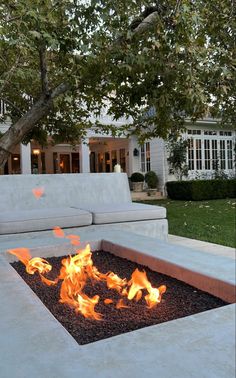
<box><xmin>167</xmin><ymin>133</ymin><xmax>188</xmax><ymax>180</ymax></box>
<box><xmin>0</xmin><ymin>0</ymin><xmax>235</xmax><ymax>169</ymax></box>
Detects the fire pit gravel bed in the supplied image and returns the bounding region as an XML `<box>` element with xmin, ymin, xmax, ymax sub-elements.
<box><xmin>12</xmin><ymin>250</ymin><xmax>228</xmax><ymax>345</ymax></box>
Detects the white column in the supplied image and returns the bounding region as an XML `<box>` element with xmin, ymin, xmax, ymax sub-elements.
<box><xmin>79</xmin><ymin>140</ymin><xmax>90</xmax><ymax>173</ymax></box>
<box><xmin>20</xmin><ymin>143</ymin><xmax>31</xmax><ymax>174</ymax></box>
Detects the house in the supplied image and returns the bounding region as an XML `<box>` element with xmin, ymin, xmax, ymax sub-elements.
<box><xmin>1</xmin><ymin>99</ymin><xmax>235</xmax><ymax>194</ymax></box>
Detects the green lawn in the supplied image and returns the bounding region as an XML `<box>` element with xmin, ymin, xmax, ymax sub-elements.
<box><xmin>138</xmin><ymin>198</ymin><xmax>236</xmax><ymax>248</ymax></box>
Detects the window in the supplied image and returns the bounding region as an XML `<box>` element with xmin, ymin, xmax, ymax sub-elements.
<box><xmin>211</xmin><ymin>140</ymin><xmax>218</xmax><ymax>169</ymax></box>
<box><xmin>141</xmin><ymin>142</ymin><xmax>151</xmax><ymax>172</ymax></box>
<box><xmin>0</xmin><ymin>99</ymin><xmax>6</xmax><ymax>115</ymax></box>
<box><xmin>195</xmin><ymin>139</ymin><xmax>202</xmax><ymax>169</ymax></box>
<box><xmin>188</xmin><ymin>129</ymin><xmax>201</xmax><ymax>135</ymax></box>
<box><xmin>220</xmin><ymin>140</ymin><xmax>226</xmax><ymax>169</ymax></box>
<box><xmin>204</xmin><ymin>130</ymin><xmax>217</xmax><ymax>135</ymax></box>
<box><xmin>187</xmin><ymin>129</ymin><xmax>234</xmax><ymax>171</ymax></box>
<box><xmin>111</xmin><ymin>150</ymin><xmax>117</xmax><ymax>171</ymax></box>
<box><xmin>220</xmin><ymin>131</ymin><xmax>232</xmax><ymax>136</ymax></box>
<box><xmin>188</xmin><ymin>139</ymin><xmax>194</xmax><ymax>170</ymax></box>
<box><xmin>119</xmin><ymin>149</ymin><xmax>126</xmax><ymax>172</ymax></box>
<box><xmin>204</xmin><ymin>140</ymin><xmax>210</xmax><ymax>170</ymax></box>
<box><xmin>227</xmin><ymin>140</ymin><xmax>233</xmax><ymax>169</ymax></box>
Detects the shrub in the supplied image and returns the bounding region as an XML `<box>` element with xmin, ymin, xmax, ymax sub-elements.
<box><xmin>166</xmin><ymin>135</ymin><xmax>188</xmax><ymax>180</ymax></box>
<box><xmin>145</xmin><ymin>171</ymin><xmax>158</xmax><ymax>189</ymax></box>
<box><xmin>166</xmin><ymin>179</ymin><xmax>236</xmax><ymax>200</ymax></box>
<box><xmin>130</xmin><ymin>172</ymin><xmax>145</xmax><ymax>182</ymax></box>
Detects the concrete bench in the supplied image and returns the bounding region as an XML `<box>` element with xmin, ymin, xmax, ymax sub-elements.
<box><xmin>0</xmin><ymin>173</ymin><xmax>168</xmax><ymax>239</ymax></box>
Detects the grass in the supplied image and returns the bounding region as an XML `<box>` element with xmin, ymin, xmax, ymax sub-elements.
<box><xmin>138</xmin><ymin>198</ymin><xmax>236</xmax><ymax>248</ymax></box>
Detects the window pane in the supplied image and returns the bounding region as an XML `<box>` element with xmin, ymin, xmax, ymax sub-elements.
<box><xmin>220</xmin><ymin>140</ymin><xmax>226</xmax><ymax>169</ymax></box>
<box><xmin>196</xmin><ymin>139</ymin><xmax>202</xmax><ymax>170</ymax></box>
<box><xmin>204</xmin><ymin>140</ymin><xmax>210</xmax><ymax>169</ymax></box>
<box><xmin>188</xmin><ymin>139</ymin><xmax>194</xmax><ymax>170</ymax></box>
<box><xmin>227</xmin><ymin>140</ymin><xmax>233</xmax><ymax>169</ymax></box>
<box><xmin>146</xmin><ymin>142</ymin><xmax>151</xmax><ymax>172</ymax></box>
<box><xmin>141</xmin><ymin>145</ymin><xmax>145</xmax><ymax>172</ymax></box>
<box><xmin>211</xmin><ymin>140</ymin><xmax>218</xmax><ymax>169</ymax></box>
<box><xmin>120</xmin><ymin>149</ymin><xmax>126</xmax><ymax>172</ymax></box>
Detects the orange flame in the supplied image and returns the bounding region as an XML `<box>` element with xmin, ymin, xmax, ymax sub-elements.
<box><xmin>53</xmin><ymin>226</ymin><xmax>65</xmax><ymax>238</ymax></box>
<box><xmin>128</xmin><ymin>269</ymin><xmax>166</xmax><ymax>308</ymax></box>
<box><xmin>7</xmin><ymin>248</ymin><xmax>54</xmax><ymax>286</ymax></box>
<box><xmin>58</xmin><ymin>244</ymin><xmax>102</xmax><ymax>320</ymax></box>
<box><xmin>8</xmin><ymin>229</ymin><xmax>166</xmax><ymax>320</ymax></box>
<box><xmin>116</xmin><ymin>298</ymin><xmax>129</xmax><ymax>309</ymax></box>
<box><xmin>32</xmin><ymin>187</ymin><xmax>44</xmax><ymax>199</ymax></box>
<box><xmin>66</xmin><ymin>235</ymin><xmax>80</xmax><ymax>246</ymax></box>
<box><xmin>105</xmin><ymin>272</ymin><xmax>127</xmax><ymax>293</ymax></box>
<box><xmin>104</xmin><ymin>298</ymin><xmax>113</xmax><ymax>304</ymax></box>
<box><xmin>8</xmin><ymin>247</ymin><xmax>31</xmax><ymax>266</ymax></box>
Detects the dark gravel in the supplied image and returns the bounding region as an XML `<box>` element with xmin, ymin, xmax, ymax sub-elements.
<box><xmin>11</xmin><ymin>251</ymin><xmax>228</xmax><ymax>345</ymax></box>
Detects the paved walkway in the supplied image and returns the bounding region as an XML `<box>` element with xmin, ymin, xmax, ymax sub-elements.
<box><xmin>168</xmin><ymin>234</ymin><xmax>235</xmax><ymax>259</ymax></box>
<box><xmin>131</xmin><ymin>190</ymin><xmax>164</xmax><ymax>201</ymax></box>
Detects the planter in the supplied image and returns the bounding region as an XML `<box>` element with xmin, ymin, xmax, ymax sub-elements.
<box><xmin>147</xmin><ymin>188</ymin><xmax>157</xmax><ymax>196</ymax></box>
<box><xmin>132</xmin><ymin>182</ymin><xmax>144</xmax><ymax>192</ymax></box>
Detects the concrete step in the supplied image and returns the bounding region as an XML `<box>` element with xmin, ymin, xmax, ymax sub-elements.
<box><xmin>131</xmin><ymin>190</ymin><xmax>164</xmax><ymax>201</ymax></box>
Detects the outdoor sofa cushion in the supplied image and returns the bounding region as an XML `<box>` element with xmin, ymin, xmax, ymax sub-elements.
<box><xmin>0</xmin><ymin>207</ymin><xmax>92</xmax><ymax>235</ymax></box>
<box><xmin>76</xmin><ymin>203</ymin><xmax>166</xmax><ymax>225</ymax></box>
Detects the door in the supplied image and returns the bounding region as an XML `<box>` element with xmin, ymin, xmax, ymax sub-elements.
<box><xmin>59</xmin><ymin>154</ymin><xmax>70</xmax><ymax>173</ymax></box>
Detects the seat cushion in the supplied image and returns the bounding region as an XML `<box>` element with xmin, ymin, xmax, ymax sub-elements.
<box><xmin>0</xmin><ymin>207</ymin><xmax>92</xmax><ymax>234</ymax></box>
<box><xmin>76</xmin><ymin>203</ymin><xmax>166</xmax><ymax>224</ymax></box>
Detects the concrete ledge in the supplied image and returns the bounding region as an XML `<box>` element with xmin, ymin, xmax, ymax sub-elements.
<box><xmin>102</xmin><ymin>240</ymin><xmax>235</xmax><ymax>303</ymax></box>
<box><xmin>0</xmin><ymin>229</ymin><xmax>235</xmax><ymax>378</ymax></box>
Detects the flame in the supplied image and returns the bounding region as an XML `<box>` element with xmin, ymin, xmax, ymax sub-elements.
<box><xmin>8</xmin><ymin>247</ymin><xmax>31</xmax><ymax>266</ymax></box>
<box><xmin>8</xmin><ymin>230</ymin><xmax>166</xmax><ymax>320</ymax></box>
<box><xmin>128</xmin><ymin>269</ymin><xmax>166</xmax><ymax>308</ymax></box>
<box><xmin>66</xmin><ymin>234</ymin><xmax>80</xmax><ymax>246</ymax></box>
<box><xmin>58</xmin><ymin>244</ymin><xmax>102</xmax><ymax>320</ymax></box>
<box><xmin>76</xmin><ymin>293</ymin><xmax>101</xmax><ymax>320</ymax></box>
<box><xmin>53</xmin><ymin>226</ymin><xmax>65</xmax><ymax>238</ymax></box>
<box><xmin>32</xmin><ymin>187</ymin><xmax>44</xmax><ymax>199</ymax></box>
<box><xmin>105</xmin><ymin>272</ymin><xmax>127</xmax><ymax>293</ymax></box>
<box><xmin>26</xmin><ymin>257</ymin><xmax>52</xmax><ymax>275</ymax></box>
<box><xmin>104</xmin><ymin>298</ymin><xmax>113</xmax><ymax>304</ymax></box>
<box><xmin>116</xmin><ymin>299</ymin><xmax>129</xmax><ymax>309</ymax></box>
<box><xmin>7</xmin><ymin>247</ymin><xmax>54</xmax><ymax>286</ymax></box>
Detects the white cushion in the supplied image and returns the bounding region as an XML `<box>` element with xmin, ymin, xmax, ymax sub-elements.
<box><xmin>76</xmin><ymin>203</ymin><xmax>166</xmax><ymax>224</ymax></box>
<box><xmin>0</xmin><ymin>207</ymin><xmax>92</xmax><ymax>234</ymax></box>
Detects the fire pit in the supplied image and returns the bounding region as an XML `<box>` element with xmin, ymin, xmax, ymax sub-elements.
<box><xmin>6</xmin><ymin>227</ymin><xmax>230</xmax><ymax>345</ymax></box>
<box><xmin>1</xmin><ymin>229</ymin><xmax>235</xmax><ymax>378</ymax></box>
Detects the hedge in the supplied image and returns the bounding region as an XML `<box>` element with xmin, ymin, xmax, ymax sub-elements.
<box><xmin>166</xmin><ymin>179</ymin><xmax>236</xmax><ymax>200</ymax></box>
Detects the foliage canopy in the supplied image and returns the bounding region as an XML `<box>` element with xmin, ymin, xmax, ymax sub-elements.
<box><xmin>0</xmin><ymin>0</ymin><xmax>235</xmax><ymax>167</ymax></box>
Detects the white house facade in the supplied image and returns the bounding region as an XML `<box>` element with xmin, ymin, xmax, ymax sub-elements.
<box><xmin>1</xmin><ymin>100</ymin><xmax>235</xmax><ymax>194</ymax></box>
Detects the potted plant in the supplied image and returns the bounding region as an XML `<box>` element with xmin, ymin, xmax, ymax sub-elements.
<box><xmin>145</xmin><ymin>171</ymin><xmax>158</xmax><ymax>196</ymax></box>
<box><xmin>130</xmin><ymin>172</ymin><xmax>145</xmax><ymax>192</ymax></box>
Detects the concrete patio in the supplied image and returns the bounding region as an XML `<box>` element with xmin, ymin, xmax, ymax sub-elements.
<box><xmin>0</xmin><ymin>229</ymin><xmax>235</xmax><ymax>378</ymax></box>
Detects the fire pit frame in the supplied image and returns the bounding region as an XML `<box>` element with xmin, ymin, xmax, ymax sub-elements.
<box><xmin>0</xmin><ymin>229</ymin><xmax>235</xmax><ymax>378</ymax></box>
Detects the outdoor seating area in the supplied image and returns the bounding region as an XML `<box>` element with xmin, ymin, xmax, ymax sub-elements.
<box><xmin>0</xmin><ymin>228</ymin><xmax>235</xmax><ymax>378</ymax></box>
<box><xmin>0</xmin><ymin>173</ymin><xmax>235</xmax><ymax>377</ymax></box>
<box><xmin>0</xmin><ymin>1</ymin><xmax>235</xmax><ymax>376</ymax></box>
<box><xmin>0</xmin><ymin>173</ymin><xmax>168</xmax><ymax>239</ymax></box>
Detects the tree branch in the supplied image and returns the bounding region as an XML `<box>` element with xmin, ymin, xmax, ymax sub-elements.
<box><xmin>0</xmin><ymin>97</ymin><xmax>24</xmax><ymax>115</ymax></box>
<box><xmin>0</xmin><ymin>81</ymin><xmax>71</xmax><ymax>167</ymax></box>
<box><xmin>51</xmin><ymin>82</ymin><xmax>71</xmax><ymax>99</ymax></box>
<box><xmin>39</xmin><ymin>45</ymin><xmax>49</xmax><ymax>95</ymax></box>
<box><xmin>132</xmin><ymin>11</ymin><xmax>159</xmax><ymax>36</ymax></box>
